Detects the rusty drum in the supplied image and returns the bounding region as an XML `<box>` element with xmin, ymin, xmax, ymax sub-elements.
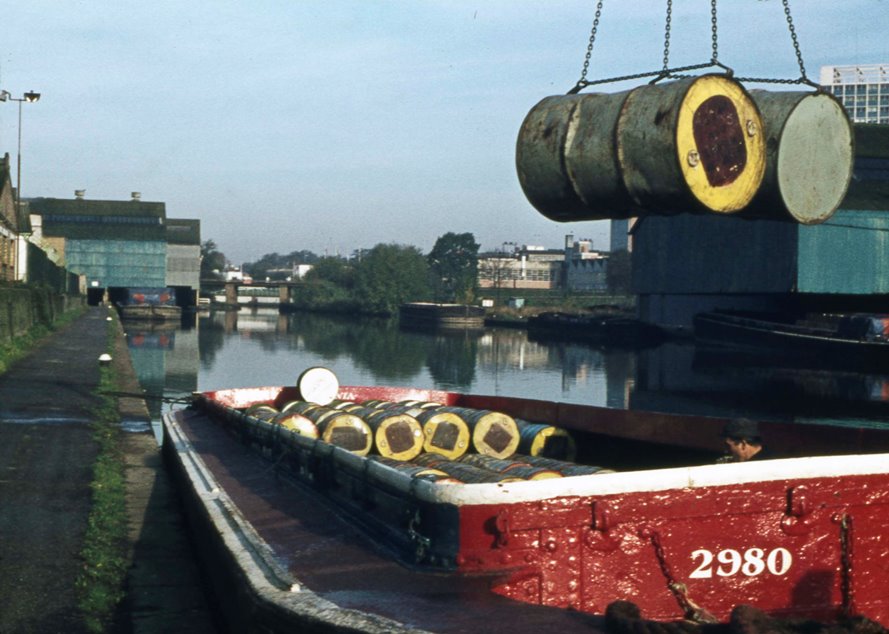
<box><xmin>745</xmin><ymin>90</ymin><xmax>854</xmax><ymax>224</ymax></box>
<box><xmin>516</xmin><ymin>74</ymin><xmax>766</xmax><ymax>220</ymax></box>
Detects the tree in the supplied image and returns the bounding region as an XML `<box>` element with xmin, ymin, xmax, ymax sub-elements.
<box><xmin>354</xmin><ymin>243</ymin><xmax>431</xmax><ymax>315</ymax></box>
<box><xmin>428</xmin><ymin>232</ymin><xmax>480</xmax><ymax>303</ymax></box>
<box><xmin>305</xmin><ymin>256</ymin><xmax>354</xmax><ymax>289</ymax></box>
<box><xmin>244</xmin><ymin>249</ymin><xmax>319</xmax><ymax>279</ymax></box>
<box><xmin>200</xmin><ymin>240</ymin><xmax>227</xmax><ymax>279</ymax></box>
<box><xmin>606</xmin><ymin>249</ymin><xmax>632</xmax><ymax>294</ymax></box>
<box><xmin>478</xmin><ymin>254</ymin><xmax>515</xmax><ymax>307</ymax></box>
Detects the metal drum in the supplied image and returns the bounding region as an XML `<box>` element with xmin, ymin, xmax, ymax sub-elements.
<box><xmin>412</xmin><ymin>454</ymin><xmax>523</xmax><ymax>483</ymax></box>
<box><xmin>295</xmin><ymin>366</ymin><xmax>339</xmax><ymax>405</ymax></box>
<box><xmin>517</xmin><ymin>454</ymin><xmax>615</xmax><ymax>477</ymax></box>
<box><xmin>348</xmin><ymin>405</ymin><xmax>424</xmax><ymax>461</ymax></box>
<box><xmin>516</xmin><ymin>74</ymin><xmax>766</xmax><ymax>221</ymax></box>
<box><xmin>370</xmin><ymin>456</ymin><xmax>456</xmax><ymax>482</ymax></box>
<box><xmin>244</xmin><ymin>403</ymin><xmax>279</xmax><ymax>420</ymax></box>
<box><xmin>516</xmin><ymin>420</ymin><xmax>577</xmax><ymax>462</ymax></box>
<box><xmin>273</xmin><ymin>412</ymin><xmax>319</xmax><ymax>439</ymax></box>
<box><xmin>745</xmin><ymin>90</ymin><xmax>854</xmax><ymax>225</ymax></box>
<box><xmin>280</xmin><ymin>400</ymin><xmax>321</xmax><ymax>416</ymax></box>
<box><xmin>282</xmin><ymin>401</ymin><xmax>373</xmax><ymax>455</ymax></box>
<box><xmin>436</xmin><ymin>406</ymin><xmax>520</xmax><ymax>459</ymax></box>
<box><xmin>390</xmin><ymin>406</ymin><xmax>471</xmax><ymax>460</ymax></box>
<box><xmin>459</xmin><ymin>454</ymin><xmax>562</xmax><ymax>480</ymax></box>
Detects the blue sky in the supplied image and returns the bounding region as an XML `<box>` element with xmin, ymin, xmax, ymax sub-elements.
<box><xmin>2</xmin><ymin>1</ymin><xmax>887</xmax><ymax>263</ymax></box>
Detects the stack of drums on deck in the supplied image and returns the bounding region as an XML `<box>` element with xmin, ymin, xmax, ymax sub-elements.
<box><xmin>516</xmin><ymin>74</ymin><xmax>853</xmax><ymax>225</ymax></box>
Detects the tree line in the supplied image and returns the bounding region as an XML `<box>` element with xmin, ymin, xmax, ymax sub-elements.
<box><xmin>201</xmin><ymin>232</ymin><xmax>481</xmax><ymax>316</ymax></box>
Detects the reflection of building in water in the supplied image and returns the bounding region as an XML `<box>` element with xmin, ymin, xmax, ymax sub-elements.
<box><xmin>208</xmin><ymin>307</ymin><xmax>289</xmax><ymax>335</ymax></box>
<box><xmin>476</xmin><ymin>330</ymin><xmax>635</xmax><ymax>409</ymax></box>
<box><xmin>633</xmin><ymin>340</ymin><xmax>889</xmax><ymax>423</ymax></box>
<box><xmin>477</xmin><ymin>331</ymin><xmax>551</xmax><ymax>369</ymax></box>
<box><xmin>165</xmin><ymin>326</ymin><xmax>198</xmax><ymax>396</ymax></box>
<box><xmin>126</xmin><ymin>323</ymin><xmax>199</xmax><ymax>419</ymax></box>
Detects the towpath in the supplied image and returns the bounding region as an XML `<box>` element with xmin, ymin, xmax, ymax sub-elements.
<box><xmin>0</xmin><ymin>306</ymin><xmax>217</xmax><ymax>633</ymax></box>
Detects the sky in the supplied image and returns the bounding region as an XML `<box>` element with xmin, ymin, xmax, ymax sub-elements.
<box><xmin>2</xmin><ymin>1</ymin><xmax>887</xmax><ymax>264</ymax></box>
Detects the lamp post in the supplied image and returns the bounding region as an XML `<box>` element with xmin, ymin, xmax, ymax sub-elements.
<box><xmin>0</xmin><ymin>90</ymin><xmax>40</xmax><ymax>281</ymax></box>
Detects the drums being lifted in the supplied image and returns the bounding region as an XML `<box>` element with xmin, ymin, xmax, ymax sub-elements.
<box><xmin>515</xmin><ymin>75</ymin><xmax>853</xmax><ymax>225</ymax></box>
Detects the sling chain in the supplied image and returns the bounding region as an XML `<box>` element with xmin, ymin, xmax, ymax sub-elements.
<box><xmin>572</xmin><ymin>0</ymin><xmax>816</xmax><ymax>94</ymax></box>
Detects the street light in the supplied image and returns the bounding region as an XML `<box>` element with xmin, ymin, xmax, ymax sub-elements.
<box><xmin>0</xmin><ymin>90</ymin><xmax>41</xmax><ymax>213</ymax></box>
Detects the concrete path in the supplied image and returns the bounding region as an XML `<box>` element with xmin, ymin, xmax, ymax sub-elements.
<box><xmin>0</xmin><ymin>306</ymin><xmax>217</xmax><ymax>633</ymax></box>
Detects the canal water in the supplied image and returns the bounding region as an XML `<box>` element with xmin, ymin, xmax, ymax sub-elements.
<box><xmin>123</xmin><ymin>307</ymin><xmax>889</xmax><ymax>442</ymax></box>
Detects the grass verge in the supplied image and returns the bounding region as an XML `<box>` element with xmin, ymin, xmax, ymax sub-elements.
<box><xmin>75</xmin><ymin>316</ymin><xmax>129</xmax><ymax>633</ymax></box>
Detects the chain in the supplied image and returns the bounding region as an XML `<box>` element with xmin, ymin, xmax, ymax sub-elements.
<box><xmin>646</xmin><ymin>530</ymin><xmax>718</xmax><ymax>623</ymax></box>
<box><xmin>782</xmin><ymin>0</ymin><xmax>808</xmax><ymax>81</ymax></box>
<box><xmin>839</xmin><ymin>513</ymin><xmax>855</xmax><ymax>617</ymax></box>
<box><xmin>662</xmin><ymin>0</ymin><xmax>672</xmax><ymax>71</ymax></box>
<box><xmin>570</xmin><ymin>61</ymin><xmax>721</xmax><ymax>94</ymax></box>
<box><xmin>572</xmin><ymin>0</ymin><xmax>808</xmax><ymax>93</ymax></box>
<box><xmin>710</xmin><ymin>0</ymin><xmax>719</xmax><ymax>63</ymax></box>
<box><xmin>577</xmin><ymin>0</ymin><xmax>605</xmax><ymax>86</ymax></box>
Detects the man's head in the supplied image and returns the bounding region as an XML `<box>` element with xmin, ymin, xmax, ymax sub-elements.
<box><xmin>720</xmin><ymin>418</ymin><xmax>763</xmax><ymax>462</ymax></box>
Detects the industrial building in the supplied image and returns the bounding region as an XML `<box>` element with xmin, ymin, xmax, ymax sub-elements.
<box><xmin>821</xmin><ymin>64</ymin><xmax>889</xmax><ymax>124</ymax></box>
<box><xmin>477</xmin><ymin>235</ymin><xmax>608</xmax><ymax>292</ymax></box>
<box><xmin>0</xmin><ymin>154</ymin><xmax>28</xmax><ymax>282</ymax></box>
<box><xmin>632</xmin><ymin>124</ymin><xmax>889</xmax><ymax>331</ymax></box>
<box><xmin>27</xmin><ymin>191</ymin><xmax>201</xmax><ymax>306</ymax></box>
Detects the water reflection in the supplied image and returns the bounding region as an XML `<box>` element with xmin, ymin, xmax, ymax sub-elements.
<box><xmin>125</xmin><ymin>307</ymin><xmax>889</xmax><ymax>434</ymax></box>
<box><xmin>123</xmin><ymin>317</ymin><xmax>199</xmax><ymax>441</ymax></box>
<box><xmin>635</xmin><ymin>340</ymin><xmax>889</xmax><ymax>425</ymax></box>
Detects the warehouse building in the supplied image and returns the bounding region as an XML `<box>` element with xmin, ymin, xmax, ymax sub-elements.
<box><xmin>27</xmin><ymin>191</ymin><xmax>201</xmax><ymax>306</ymax></box>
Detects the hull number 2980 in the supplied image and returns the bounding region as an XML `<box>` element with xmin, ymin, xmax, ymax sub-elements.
<box><xmin>689</xmin><ymin>548</ymin><xmax>793</xmax><ymax>578</ymax></box>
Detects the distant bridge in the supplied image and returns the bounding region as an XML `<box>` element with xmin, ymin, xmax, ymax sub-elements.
<box><xmin>200</xmin><ymin>279</ymin><xmax>306</xmax><ymax>309</ymax></box>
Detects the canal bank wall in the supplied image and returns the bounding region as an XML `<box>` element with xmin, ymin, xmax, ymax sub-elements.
<box><xmin>0</xmin><ymin>286</ymin><xmax>84</xmax><ymax>341</ymax></box>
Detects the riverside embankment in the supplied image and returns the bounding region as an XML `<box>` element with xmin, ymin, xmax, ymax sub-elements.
<box><xmin>0</xmin><ymin>303</ymin><xmax>216</xmax><ymax>633</ymax></box>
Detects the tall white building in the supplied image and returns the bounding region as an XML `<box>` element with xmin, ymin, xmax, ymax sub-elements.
<box><xmin>820</xmin><ymin>64</ymin><xmax>889</xmax><ymax>124</ymax></box>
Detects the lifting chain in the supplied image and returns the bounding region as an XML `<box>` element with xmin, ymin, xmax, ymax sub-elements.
<box><xmin>661</xmin><ymin>0</ymin><xmax>672</xmax><ymax>71</ymax></box>
<box><xmin>783</xmin><ymin>0</ymin><xmax>808</xmax><ymax>81</ymax></box>
<box><xmin>646</xmin><ymin>529</ymin><xmax>719</xmax><ymax>624</ymax></box>
<box><xmin>663</xmin><ymin>0</ymin><xmax>718</xmax><ymax>70</ymax></box>
<box><xmin>572</xmin><ymin>0</ymin><xmax>816</xmax><ymax>94</ymax></box>
<box><xmin>710</xmin><ymin>0</ymin><xmax>719</xmax><ymax>64</ymax></box>
<box><xmin>838</xmin><ymin>513</ymin><xmax>856</xmax><ymax>617</ymax></box>
<box><xmin>577</xmin><ymin>0</ymin><xmax>604</xmax><ymax>87</ymax></box>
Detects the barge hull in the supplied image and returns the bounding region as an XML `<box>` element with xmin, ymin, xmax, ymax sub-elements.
<box><xmin>164</xmin><ymin>406</ymin><xmax>609</xmax><ymax>633</ymax></box>
<box><xmin>165</xmin><ymin>386</ymin><xmax>889</xmax><ymax>630</ymax></box>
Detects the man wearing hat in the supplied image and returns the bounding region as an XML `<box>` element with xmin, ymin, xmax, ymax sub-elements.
<box><xmin>718</xmin><ymin>418</ymin><xmax>767</xmax><ymax>463</ymax></box>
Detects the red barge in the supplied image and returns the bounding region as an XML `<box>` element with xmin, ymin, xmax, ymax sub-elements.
<box><xmin>163</xmin><ymin>382</ymin><xmax>889</xmax><ymax>632</ymax></box>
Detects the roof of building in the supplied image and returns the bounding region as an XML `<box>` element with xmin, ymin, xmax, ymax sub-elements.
<box><xmin>166</xmin><ymin>218</ymin><xmax>201</xmax><ymax>245</ymax></box>
<box><xmin>28</xmin><ymin>196</ymin><xmax>167</xmax><ymax>241</ymax></box>
<box><xmin>28</xmin><ymin>196</ymin><xmax>166</xmax><ymax>218</ymax></box>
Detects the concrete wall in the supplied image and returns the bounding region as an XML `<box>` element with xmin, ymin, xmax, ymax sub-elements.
<box><xmin>0</xmin><ymin>288</ymin><xmax>84</xmax><ymax>342</ymax></box>
<box><xmin>165</xmin><ymin>243</ymin><xmax>200</xmax><ymax>290</ymax></box>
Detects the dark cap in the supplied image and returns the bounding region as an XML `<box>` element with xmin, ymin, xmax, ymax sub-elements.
<box><xmin>721</xmin><ymin>418</ymin><xmax>760</xmax><ymax>440</ymax></box>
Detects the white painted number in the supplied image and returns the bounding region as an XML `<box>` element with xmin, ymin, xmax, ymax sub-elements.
<box><xmin>689</xmin><ymin>547</ymin><xmax>792</xmax><ymax>579</ymax></box>
<box><xmin>766</xmin><ymin>547</ymin><xmax>793</xmax><ymax>576</ymax></box>
<box><xmin>690</xmin><ymin>549</ymin><xmax>714</xmax><ymax>578</ymax></box>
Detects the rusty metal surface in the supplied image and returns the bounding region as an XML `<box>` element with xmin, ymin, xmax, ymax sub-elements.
<box><xmin>692</xmin><ymin>95</ymin><xmax>746</xmax><ymax>187</ymax></box>
<box><xmin>175</xmin><ymin>408</ymin><xmax>609</xmax><ymax>633</ymax></box>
